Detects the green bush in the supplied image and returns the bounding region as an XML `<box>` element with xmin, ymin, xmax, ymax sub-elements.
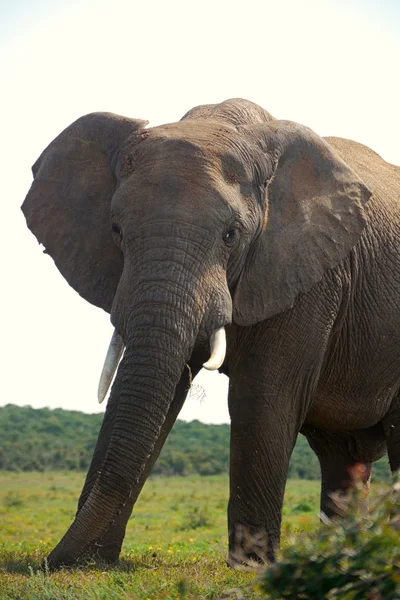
<box><xmin>0</xmin><ymin>404</ymin><xmax>392</xmax><ymax>481</ymax></box>
<box><xmin>259</xmin><ymin>477</ymin><xmax>400</xmax><ymax>599</ymax></box>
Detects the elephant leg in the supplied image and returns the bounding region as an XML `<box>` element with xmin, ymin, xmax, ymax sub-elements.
<box><xmin>77</xmin><ymin>351</ymin><xmax>205</xmax><ymax>562</ymax></box>
<box><xmin>226</xmin><ymin>296</ymin><xmax>338</xmax><ymax>566</ymax></box>
<box><xmin>227</xmin><ymin>389</ymin><xmax>300</xmax><ymax>565</ymax></box>
<box><xmin>382</xmin><ymin>396</ymin><xmax>400</xmax><ymax>473</ymax></box>
<box><xmin>305</xmin><ymin>429</ymin><xmax>372</xmax><ymax>519</ymax></box>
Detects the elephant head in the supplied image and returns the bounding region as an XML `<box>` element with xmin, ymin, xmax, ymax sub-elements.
<box><xmin>22</xmin><ymin>98</ymin><xmax>370</xmax><ymax>567</ymax></box>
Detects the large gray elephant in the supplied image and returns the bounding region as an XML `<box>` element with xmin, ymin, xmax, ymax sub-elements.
<box><xmin>22</xmin><ymin>98</ymin><xmax>400</xmax><ymax>569</ymax></box>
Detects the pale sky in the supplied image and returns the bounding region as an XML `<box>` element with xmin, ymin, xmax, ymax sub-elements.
<box><xmin>1</xmin><ymin>0</ymin><xmax>399</xmax><ymax>423</ymax></box>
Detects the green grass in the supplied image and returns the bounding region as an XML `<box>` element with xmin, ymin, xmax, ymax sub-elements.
<box><xmin>0</xmin><ymin>472</ymin><xmax>320</xmax><ymax>599</ymax></box>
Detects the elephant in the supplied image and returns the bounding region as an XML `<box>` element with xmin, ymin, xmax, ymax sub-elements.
<box><xmin>22</xmin><ymin>98</ymin><xmax>400</xmax><ymax>569</ymax></box>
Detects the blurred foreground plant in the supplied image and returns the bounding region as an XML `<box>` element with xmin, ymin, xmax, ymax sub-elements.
<box><xmin>259</xmin><ymin>473</ymin><xmax>400</xmax><ymax>599</ymax></box>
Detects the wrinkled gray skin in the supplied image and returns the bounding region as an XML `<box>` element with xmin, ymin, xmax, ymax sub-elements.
<box><xmin>22</xmin><ymin>99</ymin><xmax>400</xmax><ymax>568</ymax></box>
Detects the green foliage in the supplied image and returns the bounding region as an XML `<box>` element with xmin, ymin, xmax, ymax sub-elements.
<box><xmin>2</xmin><ymin>492</ymin><xmax>24</xmax><ymax>509</ymax></box>
<box><xmin>177</xmin><ymin>506</ymin><xmax>211</xmax><ymax>531</ymax></box>
<box><xmin>291</xmin><ymin>499</ymin><xmax>315</xmax><ymax>514</ymax></box>
<box><xmin>0</xmin><ymin>404</ymin><xmax>103</xmax><ymax>472</ymax></box>
<box><xmin>288</xmin><ymin>434</ymin><xmax>320</xmax><ymax>479</ymax></box>
<box><xmin>0</xmin><ymin>405</ymin><xmax>391</xmax><ymax>482</ymax></box>
<box><xmin>151</xmin><ymin>418</ymin><xmax>230</xmax><ymax>477</ymax></box>
<box><xmin>260</xmin><ymin>479</ymin><xmax>400</xmax><ymax>599</ymax></box>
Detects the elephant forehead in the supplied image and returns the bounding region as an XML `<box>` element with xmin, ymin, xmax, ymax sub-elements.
<box><xmin>121</xmin><ymin>136</ymin><xmax>215</xmax><ymax>181</ymax></box>
<box><xmin>119</xmin><ymin>147</ymin><xmax>224</xmax><ymax>201</ymax></box>
<box><xmin>114</xmin><ymin>123</ymin><xmax>263</xmax><ymax>214</ymax></box>
<box><xmin>124</xmin><ymin>138</ymin><xmax>259</xmax><ymax>198</ymax></box>
<box><xmin>126</xmin><ymin>120</ymin><xmax>258</xmax><ymax>172</ymax></box>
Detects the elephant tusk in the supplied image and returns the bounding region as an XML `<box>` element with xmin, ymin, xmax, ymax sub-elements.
<box><xmin>98</xmin><ymin>329</ymin><xmax>125</xmax><ymax>404</ymax></box>
<box><xmin>203</xmin><ymin>327</ymin><xmax>226</xmax><ymax>371</ymax></box>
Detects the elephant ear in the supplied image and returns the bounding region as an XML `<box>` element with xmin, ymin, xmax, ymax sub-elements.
<box><xmin>233</xmin><ymin>121</ymin><xmax>372</xmax><ymax>325</ymax></box>
<box><xmin>22</xmin><ymin>112</ymin><xmax>147</xmax><ymax>312</ymax></box>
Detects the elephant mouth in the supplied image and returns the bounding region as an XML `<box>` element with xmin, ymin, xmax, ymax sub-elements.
<box><xmin>98</xmin><ymin>325</ymin><xmax>227</xmax><ymax>404</ymax></box>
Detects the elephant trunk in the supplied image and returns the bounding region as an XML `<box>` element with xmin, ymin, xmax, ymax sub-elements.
<box><xmin>76</xmin><ymin>350</ymin><xmax>206</xmax><ymax>562</ymax></box>
<box><xmin>45</xmin><ymin>244</ymin><xmax>231</xmax><ymax>568</ymax></box>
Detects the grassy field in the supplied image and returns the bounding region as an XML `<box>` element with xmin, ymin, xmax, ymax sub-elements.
<box><xmin>0</xmin><ymin>472</ymin><xmax>320</xmax><ymax>599</ymax></box>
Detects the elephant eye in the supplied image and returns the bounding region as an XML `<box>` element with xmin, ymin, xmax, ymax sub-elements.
<box><xmin>223</xmin><ymin>225</ymin><xmax>239</xmax><ymax>247</ymax></box>
<box><xmin>111</xmin><ymin>223</ymin><xmax>122</xmax><ymax>240</ymax></box>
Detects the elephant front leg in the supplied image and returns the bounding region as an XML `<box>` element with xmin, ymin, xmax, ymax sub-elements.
<box><xmin>227</xmin><ymin>391</ymin><xmax>300</xmax><ymax>565</ymax></box>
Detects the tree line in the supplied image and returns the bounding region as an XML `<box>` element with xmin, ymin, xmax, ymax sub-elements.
<box><xmin>0</xmin><ymin>404</ymin><xmax>390</xmax><ymax>480</ymax></box>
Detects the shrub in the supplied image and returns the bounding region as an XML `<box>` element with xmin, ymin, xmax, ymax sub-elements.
<box><xmin>177</xmin><ymin>506</ymin><xmax>211</xmax><ymax>531</ymax></box>
<box><xmin>259</xmin><ymin>476</ymin><xmax>400</xmax><ymax>599</ymax></box>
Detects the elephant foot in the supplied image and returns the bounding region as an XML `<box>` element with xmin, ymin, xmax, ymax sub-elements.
<box><xmin>41</xmin><ymin>543</ymin><xmax>121</xmax><ymax>572</ymax></box>
<box><xmin>227</xmin><ymin>551</ymin><xmax>268</xmax><ymax>571</ymax></box>
<box><xmin>41</xmin><ymin>548</ymin><xmax>80</xmax><ymax>572</ymax></box>
<box><xmin>228</xmin><ymin>523</ymin><xmax>275</xmax><ymax>569</ymax></box>
<box><xmin>88</xmin><ymin>540</ymin><xmax>122</xmax><ymax>563</ymax></box>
